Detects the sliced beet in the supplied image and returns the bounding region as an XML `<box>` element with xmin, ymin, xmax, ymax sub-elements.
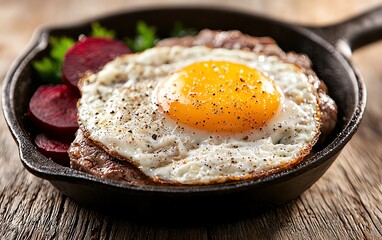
<box><xmin>62</xmin><ymin>37</ymin><xmax>131</xmax><ymax>93</ymax></box>
<box><xmin>35</xmin><ymin>133</ymin><xmax>71</xmax><ymax>166</ymax></box>
<box><xmin>28</xmin><ymin>84</ymin><xmax>78</xmax><ymax>140</ymax></box>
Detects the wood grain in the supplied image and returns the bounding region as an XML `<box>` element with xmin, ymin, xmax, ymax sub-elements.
<box><xmin>1</xmin><ymin>0</ymin><xmax>382</xmax><ymax>239</ymax></box>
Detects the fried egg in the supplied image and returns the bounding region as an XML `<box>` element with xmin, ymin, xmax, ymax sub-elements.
<box><xmin>78</xmin><ymin>46</ymin><xmax>321</xmax><ymax>185</ymax></box>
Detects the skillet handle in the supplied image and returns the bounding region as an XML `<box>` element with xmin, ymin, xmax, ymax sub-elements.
<box><xmin>309</xmin><ymin>6</ymin><xmax>382</xmax><ymax>57</ymax></box>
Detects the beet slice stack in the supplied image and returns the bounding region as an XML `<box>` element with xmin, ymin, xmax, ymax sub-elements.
<box><xmin>30</xmin><ymin>37</ymin><xmax>132</xmax><ymax>165</ymax></box>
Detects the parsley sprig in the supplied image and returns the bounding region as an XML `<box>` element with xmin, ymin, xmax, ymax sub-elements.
<box><xmin>126</xmin><ymin>21</ymin><xmax>158</xmax><ymax>52</ymax></box>
<box><xmin>32</xmin><ymin>37</ymin><xmax>75</xmax><ymax>83</ymax></box>
<box><xmin>90</xmin><ymin>22</ymin><xmax>116</xmax><ymax>38</ymax></box>
<box><xmin>170</xmin><ymin>22</ymin><xmax>197</xmax><ymax>37</ymax></box>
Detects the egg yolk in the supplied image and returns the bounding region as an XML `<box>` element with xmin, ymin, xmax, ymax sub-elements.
<box><xmin>156</xmin><ymin>61</ymin><xmax>281</xmax><ymax>132</ymax></box>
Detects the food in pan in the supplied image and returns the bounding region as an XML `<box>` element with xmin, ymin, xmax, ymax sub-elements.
<box><xmin>29</xmin><ymin>24</ymin><xmax>337</xmax><ymax>185</ymax></box>
<box><xmin>75</xmin><ymin>45</ymin><xmax>321</xmax><ymax>185</ymax></box>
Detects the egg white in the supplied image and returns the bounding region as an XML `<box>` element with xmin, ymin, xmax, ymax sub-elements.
<box><xmin>78</xmin><ymin>46</ymin><xmax>321</xmax><ymax>185</ymax></box>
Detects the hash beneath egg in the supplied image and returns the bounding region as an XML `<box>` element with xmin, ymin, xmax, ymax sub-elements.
<box><xmin>69</xmin><ymin>29</ymin><xmax>337</xmax><ymax>186</ymax></box>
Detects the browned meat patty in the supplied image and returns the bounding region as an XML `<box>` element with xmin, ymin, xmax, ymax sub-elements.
<box><xmin>69</xmin><ymin>29</ymin><xmax>338</xmax><ymax>185</ymax></box>
<box><xmin>158</xmin><ymin>29</ymin><xmax>338</xmax><ymax>141</ymax></box>
<box><xmin>69</xmin><ymin>129</ymin><xmax>154</xmax><ymax>186</ymax></box>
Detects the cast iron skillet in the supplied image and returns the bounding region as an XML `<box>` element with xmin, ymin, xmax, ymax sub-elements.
<box><xmin>2</xmin><ymin>6</ymin><xmax>378</xmax><ymax>218</ymax></box>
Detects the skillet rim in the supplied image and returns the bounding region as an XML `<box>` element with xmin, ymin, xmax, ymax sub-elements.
<box><xmin>2</xmin><ymin>5</ymin><xmax>366</xmax><ymax>195</ymax></box>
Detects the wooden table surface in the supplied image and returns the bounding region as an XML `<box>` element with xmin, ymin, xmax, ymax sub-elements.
<box><xmin>1</xmin><ymin>0</ymin><xmax>382</xmax><ymax>239</ymax></box>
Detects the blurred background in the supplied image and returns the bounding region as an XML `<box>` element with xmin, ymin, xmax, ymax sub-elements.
<box><xmin>1</xmin><ymin>0</ymin><xmax>382</xmax><ymax>238</ymax></box>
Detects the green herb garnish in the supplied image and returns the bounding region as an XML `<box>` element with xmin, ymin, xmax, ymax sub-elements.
<box><xmin>126</xmin><ymin>21</ymin><xmax>158</xmax><ymax>52</ymax></box>
<box><xmin>170</xmin><ymin>22</ymin><xmax>197</xmax><ymax>37</ymax></box>
<box><xmin>90</xmin><ymin>22</ymin><xmax>116</xmax><ymax>38</ymax></box>
<box><xmin>33</xmin><ymin>36</ymin><xmax>75</xmax><ymax>83</ymax></box>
